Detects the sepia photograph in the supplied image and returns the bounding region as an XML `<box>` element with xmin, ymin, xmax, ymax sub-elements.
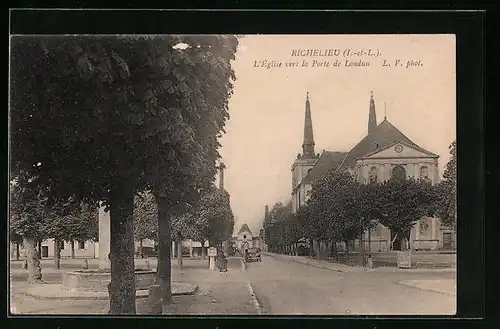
<box><xmin>9</xmin><ymin>33</ymin><xmax>456</xmax><ymax>316</ymax></box>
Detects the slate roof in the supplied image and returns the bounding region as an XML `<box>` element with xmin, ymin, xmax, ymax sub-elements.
<box><xmin>302</xmin><ymin>151</ymin><xmax>348</xmax><ymax>184</ymax></box>
<box><xmin>338</xmin><ymin>119</ymin><xmax>427</xmax><ymax>171</ymax></box>
<box><xmin>296</xmin><ymin>119</ymin><xmax>438</xmax><ymax>187</ymax></box>
<box><xmin>238</xmin><ymin>224</ymin><xmax>252</xmax><ymax>235</ymax></box>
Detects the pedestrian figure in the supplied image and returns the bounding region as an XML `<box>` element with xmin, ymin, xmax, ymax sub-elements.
<box><xmin>218</xmin><ymin>252</ymin><xmax>227</xmax><ymax>272</ymax></box>
<box><xmin>82</xmin><ymin>259</ymin><xmax>89</xmax><ymax>269</ymax></box>
<box><xmin>367</xmin><ymin>254</ymin><xmax>373</xmax><ymax>269</ymax></box>
<box><xmin>222</xmin><ymin>253</ymin><xmax>228</xmax><ymax>272</ymax></box>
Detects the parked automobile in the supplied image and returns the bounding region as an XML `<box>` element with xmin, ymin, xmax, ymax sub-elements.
<box><xmin>245</xmin><ymin>247</ymin><xmax>262</xmax><ymax>262</ymax></box>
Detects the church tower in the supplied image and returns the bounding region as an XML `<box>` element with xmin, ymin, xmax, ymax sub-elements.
<box><xmin>368</xmin><ymin>91</ymin><xmax>377</xmax><ymax>135</ymax></box>
<box><xmin>302</xmin><ymin>92</ymin><xmax>315</xmax><ymax>157</ymax></box>
<box><xmin>291</xmin><ymin>93</ymin><xmax>319</xmax><ymax>213</ymax></box>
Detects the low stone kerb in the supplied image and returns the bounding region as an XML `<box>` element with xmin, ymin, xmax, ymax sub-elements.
<box><xmin>22</xmin><ymin>282</ymin><xmax>198</xmax><ymax>300</ymax></box>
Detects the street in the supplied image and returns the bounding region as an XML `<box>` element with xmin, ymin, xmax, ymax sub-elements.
<box><xmin>9</xmin><ymin>254</ymin><xmax>456</xmax><ymax>315</ymax></box>
<box><xmin>245</xmin><ymin>254</ymin><xmax>456</xmax><ymax>315</ymax></box>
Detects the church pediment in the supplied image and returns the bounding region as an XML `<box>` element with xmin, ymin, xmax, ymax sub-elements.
<box><xmin>361</xmin><ymin>141</ymin><xmax>438</xmax><ymax>159</ymax></box>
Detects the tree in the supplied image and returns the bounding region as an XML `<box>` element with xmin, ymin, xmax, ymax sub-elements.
<box><xmin>9</xmin><ymin>175</ymin><xmax>51</xmax><ymax>283</ymax></box>
<box><xmin>9</xmin><ymin>226</ymin><xmax>23</xmax><ymax>261</ymax></box>
<box><xmin>437</xmin><ymin>140</ymin><xmax>457</xmax><ymax>229</ymax></box>
<box><xmin>301</xmin><ymin>170</ymin><xmax>365</xmax><ymax>260</ymax></box>
<box><xmin>43</xmin><ymin>198</ymin><xmax>98</xmax><ymax>267</ymax></box>
<box><xmin>133</xmin><ymin>192</ymin><xmax>158</xmax><ymax>258</ymax></box>
<box><xmin>376</xmin><ymin>178</ymin><xmax>439</xmax><ymax>251</ymax></box>
<box><xmin>10</xmin><ymin>35</ymin><xmax>238</xmax><ymax>313</ymax></box>
<box><xmin>195</xmin><ymin>188</ymin><xmax>235</xmax><ymax>248</ymax></box>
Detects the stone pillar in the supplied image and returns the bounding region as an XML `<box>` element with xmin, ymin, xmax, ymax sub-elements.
<box><xmin>431</xmin><ymin>217</ymin><xmax>436</xmax><ymax>240</ymax></box>
<box><xmin>415</xmin><ymin>221</ymin><xmax>420</xmax><ymax>240</ymax></box>
<box><xmin>189</xmin><ymin>241</ymin><xmax>193</xmax><ymax>257</ymax></box>
<box><xmin>383</xmin><ymin>164</ymin><xmax>389</xmax><ymax>182</ymax></box>
<box><xmin>98</xmin><ymin>205</ymin><xmax>111</xmax><ymax>270</ymax></box>
<box><xmin>172</xmin><ymin>241</ymin><xmax>176</xmax><ymax>258</ymax></box>
<box><xmin>433</xmin><ymin>162</ymin><xmax>440</xmax><ymax>184</ymax></box>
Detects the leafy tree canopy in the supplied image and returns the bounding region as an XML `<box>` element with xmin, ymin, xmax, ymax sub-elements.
<box><xmin>437</xmin><ymin>140</ymin><xmax>456</xmax><ymax>229</ymax></box>
<box><xmin>377</xmin><ymin>178</ymin><xmax>439</xmax><ymax>233</ymax></box>
<box><xmin>133</xmin><ymin>191</ymin><xmax>158</xmax><ymax>242</ymax></box>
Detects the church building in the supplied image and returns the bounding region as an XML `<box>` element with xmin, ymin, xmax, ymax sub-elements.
<box><xmin>235</xmin><ymin>224</ymin><xmax>255</xmax><ymax>251</ymax></box>
<box><xmin>291</xmin><ymin>92</ymin><xmax>456</xmax><ymax>252</ymax></box>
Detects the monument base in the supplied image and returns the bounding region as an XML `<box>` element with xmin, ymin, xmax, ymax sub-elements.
<box><xmin>62</xmin><ymin>269</ymin><xmax>156</xmax><ymax>292</ymax></box>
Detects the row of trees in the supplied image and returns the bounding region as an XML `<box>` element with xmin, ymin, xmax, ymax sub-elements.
<box><xmin>133</xmin><ymin>187</ymin><xmax>234</xmax><ymax>260</ymax></box>
<box><xmin>265</xmin><ymin>140</ymin><xmax>457</xmax><ymax>260</ymax></box>
<box><xmin>10</xmin><ymin>35</ymin><xmax>238</xmax><ymax>314</ymax></box>
<box><xmin>9</xmin><ymin>174</ymin><xmax>98</xmax><ymax>274</ymax></box>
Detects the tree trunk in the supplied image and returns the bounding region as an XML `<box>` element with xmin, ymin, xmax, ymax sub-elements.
<box><xmin>334</xmin><ymin>241</ymin><xmax>338</xmax><ymax>262</ymax></box>
<box><xmin>108</xmin><ymin>187</ymin><xmax>136</xmax><ymax>315</ymax></box>
<box><xmin>139</xmin><ymin>239</ymin><xmax>144</xmax><ymax>259</ymax></box>
<box><xmin>71</xmin><ymin>240</ymin><xmax>75</xmax><ymax>259</ymax></box>
<box><xmin>201</xmin><ymin>241</ymin><xmax>206</xmax><ymax>259</ymax></box>
<box><xmin>157</xmin><ymin>197</ymin><xmax>173</xmax><ymax>305</ymax></box>
<box><xmin>309</xmin><ymin>239</ymin><xmax>313</xmax><ymax>258</ymax></box>
<box><xmin>368</xmin><ymin>226</ymin><xmax>372</xmax><ymax>255</ymax></box>
<box><xmin>177</xmin><ymin>235</ymin><xmax>183</xmax><ymax>270</ymax></box>
<box><xmin>16</xmin><ymin>242</ymin><xmax>20</xmax><ymax>261</ymax></box>
<box><xmin>37</xmin><ymin>241</ymin><xmax>42</xmax><ymax>259</ymax></box>
<box><xmin>23</xmin><ymin>236</ymin><xmax>42</xmax><ymax>283</ymax></box>
<box><xmin>345</xmin><ymin>240</ymin><xmax>350</xmax><ymax>264</ymax></box>
<box><xmin>360</xmin><ymin>230</ymin><xmax>365</xmax><ymax>267</ymax></box>
<box><xmin>316</xmin><ymin>240</ymin><xmax>321</xmax><ymax>260</ymax></box>
<box><xmin>54</xmin><ymin>238</ymin><xmax>61</xmax><ymax>270</ymax></box>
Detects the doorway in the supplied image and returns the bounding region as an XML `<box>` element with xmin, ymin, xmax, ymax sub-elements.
<box><xmin>442</xmin><ymin>232</ymin><xmax>452</xmax><ymax>249</ymax></box>
<box><xmin>41</xmin><ymin>246</ymin><xmax>49</xmax><ymax>258</ymax></box>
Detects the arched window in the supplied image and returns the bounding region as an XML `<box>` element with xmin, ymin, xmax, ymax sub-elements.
<box><xmin>369</xmin><ymin>166</ymin><xmax>378</xmax><ymax>183</ymax></box>
<box><xmin>420</xmin><ymin>166</ymin><xmax>429</xmax><ymax>180</ymax></box>
<box><xmin>391</xmin><ymin>165</ymin><xmax>406</xmax><ymax>181</ymax></box>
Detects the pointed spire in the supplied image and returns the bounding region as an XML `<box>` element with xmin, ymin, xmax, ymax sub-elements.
<box><xmin>302</xmin><ymin>92</ymin><xmax>315</xmax><ymax>157</ymax></box>
<box><xmin>368</xmin><ymin>91</ymin><xmax>377</xmax><ymax>135</ymax></box>
<box><xmin>384</xmin><ymin>102</ymin><xmax>387</xmax><ymax>120</ymax></box>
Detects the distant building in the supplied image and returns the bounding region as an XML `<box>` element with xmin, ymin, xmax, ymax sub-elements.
<box><xmin>235</xmin><ymin>224</ymin><xmax>255</xmax><ymax>251</ymax></box>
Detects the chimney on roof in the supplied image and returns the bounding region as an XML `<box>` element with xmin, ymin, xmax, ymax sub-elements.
<box><xmin>218</xmin><ymin>162</ymin><xmax>226</xmax><ymax>190</ymax></box>
<box><xmin>264</xmin><ymin>205</ymin><xmax>269</xmax><ymax>224</ymax></box>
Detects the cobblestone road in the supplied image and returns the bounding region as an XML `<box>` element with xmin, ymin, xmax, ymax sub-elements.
<box><xmin>244</xmin><ymin>254</ymin><xmax>456</xmax><ymax>315</ymax></box>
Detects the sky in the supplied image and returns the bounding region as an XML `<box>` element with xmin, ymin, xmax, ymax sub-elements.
<box><xmin>216</xmin><ymin>35</ymin><xmax>456</xmax><ymax>236</ymax></box>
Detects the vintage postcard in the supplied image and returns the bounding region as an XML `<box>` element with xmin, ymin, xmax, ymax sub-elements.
<box><xmin>9</xmin><ymin>34</ymin><xmax>456</xmax><ymax>316</ymax></box>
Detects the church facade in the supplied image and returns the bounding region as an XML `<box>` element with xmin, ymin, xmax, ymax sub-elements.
<box><xmin>235</xmin><ymin>224</ymin><xmax>256</xmax><ymax>251</ymax></box>
<box><xmin>291</xmin><ymin>92</ymin><xmax>456</xmax><ymax>252</ymax></box>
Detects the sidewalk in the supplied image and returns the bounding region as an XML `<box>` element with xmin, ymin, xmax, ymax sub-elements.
<box><xmin>264</xmin><ymin>252</ymin><xmax>456</xmax><ymax>273</ymax></box>
<box><xmin>10</xmin><ymin>257</ymin><xmax>256</xmax><ymax>315</ymax></box>
<box><xmin>398</xmin><ymin>279</ymin><xmax>456</xmax><ymax>296</ymax></box>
